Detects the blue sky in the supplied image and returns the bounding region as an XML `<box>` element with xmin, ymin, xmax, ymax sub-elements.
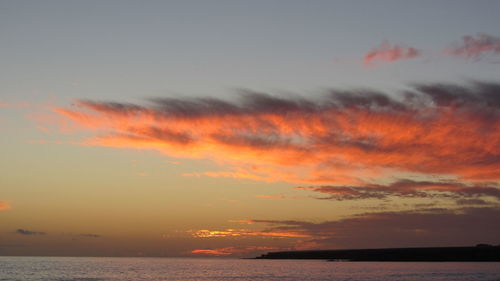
<box><xmin>2</xmin><ymin>0</ymin><xmax>500</xmax><ymax>104</ymax></box>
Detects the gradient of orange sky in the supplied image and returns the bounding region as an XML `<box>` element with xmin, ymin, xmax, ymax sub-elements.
<box><xmin>1</xmin><ymin>1</ymin><xmax>500</xmax><ymax>257</ymax></box>
<box><xmin>3</xmin><ymin>81</ymin><xmax>499</xmax><ymax>257</ymax></box>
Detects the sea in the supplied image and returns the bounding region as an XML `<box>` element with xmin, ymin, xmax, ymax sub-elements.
<box><xmin>1</xmin><ymin>257</ymin><xmax>500</xmax><ymax>281</ymax></box>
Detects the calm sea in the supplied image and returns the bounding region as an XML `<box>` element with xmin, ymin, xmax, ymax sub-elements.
<box><xmin>1</xmin><ymin>256</ymin><xmax>499</xmax><ymax>281</ymax></box>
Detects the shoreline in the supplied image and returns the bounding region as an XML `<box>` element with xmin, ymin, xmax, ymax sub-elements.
<box><xmin>255</xmin><ymin>245</ymin><xmax>500</xmax><ymax>261</ymax></box>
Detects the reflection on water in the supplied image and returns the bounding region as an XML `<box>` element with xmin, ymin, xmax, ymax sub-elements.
<box><xmin>1</xmin><ymin>256</ymin><xmax>500</xmax><ymax>281</ymax></box>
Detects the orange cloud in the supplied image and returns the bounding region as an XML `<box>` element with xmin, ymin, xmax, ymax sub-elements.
<box><xmin>188</xmin><ymin>228</ymin><xmax>310</xmax><ymax>238</ymax></box>
<box><xmin>445</xmin><ymin>33</ymin><xmax>500</xmax><ymax>61</ymax></box>
<box><xmin>191</xmin><ymin>246</ymin><xmax>277</xmax><ymax>256</ymax></box>
<box><xmin>191</xmin><ymin>249</ymin><xmax>232</xmax><ymax>256</ymax></box>
<box><xmin>44</xmin><ymin>82</ymin><xmax>499</xmax><ymax>200</ymax></box>
<box><xmin>245</xmin><ymin>208</ymin><xmax>500</xmax><ymax>250</ymax></box>
<box><xmin>0</xmin><ymin>201</ymin><xmax>10</xmax><ymax>211</ymax></box>
<box><xmin>364</xmin><ymin>41</ymin><xmax>420</xmax><ymax>66</ymax></box>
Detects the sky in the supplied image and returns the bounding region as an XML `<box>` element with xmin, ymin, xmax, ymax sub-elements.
<box><xmin>1</xmin><ymin>0</ymin><xmax>499</xmax><ymax>257</ymax></box>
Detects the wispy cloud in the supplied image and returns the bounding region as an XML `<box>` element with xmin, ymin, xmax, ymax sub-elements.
<box><xmin>360</xmin><ymin>34</ymin><xmax>500</xmax><ymax>66</ymax></box>
<box><xmin>16</xmin><ymin>229</ymin><xmax>46</xmax><ymax>235</ymax></box>
<box><xmin>364</xmin><ymin>41</ymin><xmax>421</xmax><ymax>67</ymax></box>
<box><xmin>245</xmin><ymin>207</ymin><xmax>500</xmax><ymax>249</ymax></box>
<box><xmin>190</xmin><ymin>207</ymin><xmax>500</xmax><ymax>255</ymax></box>
<box><xmin>47</xmin><ymin>81</ymin><xmax>499</xmax><ymax>195</ymax></box>
<box><xmin>0</xmin><ymin>201</ymin><xmax>11</xmax><ymax>211</ymax></box>
<box><xmin>445</xmin><ymin>33</ymin><xmax>500</xmax><ymax>62</ymax></box>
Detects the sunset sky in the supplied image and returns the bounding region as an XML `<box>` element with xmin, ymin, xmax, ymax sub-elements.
<box><xmin>1</xmin><ymin>0</ymin><xmax>500</xmax><ymax>257</ymax></box>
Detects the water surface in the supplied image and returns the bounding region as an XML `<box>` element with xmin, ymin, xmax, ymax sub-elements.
<box><xmin>1</xmin><ymin>256</ymin><xmax>499</xmax><ymax>281</ymax></box>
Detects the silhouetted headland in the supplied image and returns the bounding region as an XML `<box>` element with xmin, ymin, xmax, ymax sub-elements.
<box><xmin>256</xmin><ymin>244</ymin><xmax>500</xmax><ymax>261</ymax></box>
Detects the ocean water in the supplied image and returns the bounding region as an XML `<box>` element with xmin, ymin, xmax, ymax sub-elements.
<box><xmin>1</xmin><ymin>257</ymin><xmax>499</xmax><ymax>281</ymax></box>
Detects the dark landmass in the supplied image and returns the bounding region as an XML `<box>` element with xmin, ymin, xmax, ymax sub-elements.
<box><xmin>256</xmin><ymin>244</ymin><xmax>500</xmax><ymax>261</ymax></box>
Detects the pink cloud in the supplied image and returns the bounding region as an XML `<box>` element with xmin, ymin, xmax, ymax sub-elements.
<box><xmin>445</xmin><ymin>33</ymin><xmax>500</xmax><ymax>61</ymax></box>
<box><xmin>364</xmin><ymin>41</ymin><xmax>420</xmax><ymax>66</ymax></box>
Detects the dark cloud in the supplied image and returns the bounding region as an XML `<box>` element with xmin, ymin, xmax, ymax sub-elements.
<box><xmin>147</xmin><ymin>91</ymin><xmax>322</xmax><ymax>119</ymax></box>
<box><xmin>76</xmin><ymin>100</ymin><xmax>147</xmax><ymax>116</ymax></box>
<box><xmin>69</xmin><ymin>82</ymin><xmax>500</xmax><ymax>132</ymax></box>
<box><xmin>78</xmin><ymin>81</ymin><xmax>499</xmax><ymax>120</ymax></box>
<box><xmin>16</xmin><ymin>229</ymin><xmax>46</xmax><ymax>235</ymax></box>
<box><xmin>250</xmin><ymin>208</ymin><xmax>500</xmax><ymax>249</ymax></box>
<box><xmin>297</xmin><ymin>179</ymin><xmax>500</xmax><ymax>201</ymax></box>
<box><xmin>455</xmin><ymin>198</ymin><xmax>489</xmax><ymax>205</ymax></box>
<box><xmin>328</xmin><ymin>88</ymin><xmax>406</xmax><ymax>110</ymax></box>
<box><xmin>412</xmin><ymin>81</ymin><xmax>500</xmax><ymax>108</ymax></box>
